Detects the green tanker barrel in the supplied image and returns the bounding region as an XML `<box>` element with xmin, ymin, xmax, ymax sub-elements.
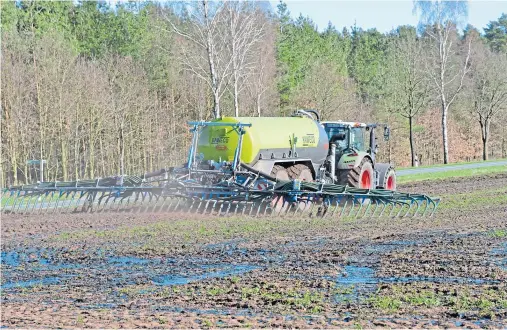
<box><xmin>197</xmin><ymin>117</ymin><xmax>329</xmax><ymax>166</ymax></box>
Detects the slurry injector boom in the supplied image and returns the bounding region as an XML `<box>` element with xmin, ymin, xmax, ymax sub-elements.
<box><xmin>1</xmin><ymin>111</ymin><xmax>440</xmax><ymax>217</ymax></box>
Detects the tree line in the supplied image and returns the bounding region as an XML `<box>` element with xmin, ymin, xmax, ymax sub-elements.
<box><xmin>1</xmin><ymin>0</ymin><xmax>506</xmax><ymax>186</ymax></box>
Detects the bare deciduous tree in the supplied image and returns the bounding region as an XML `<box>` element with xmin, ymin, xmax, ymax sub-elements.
<box><xmin>468</xmin><ymin>43</ymin><xmax>507</xmax><ymax>160</ymax></box>
<box><xmin>224</xmin><ymin>1</ymin><xmax>265</xmax><ymax>117</ymax></box>
<box><xmin>384</xmin><ymin>27</ymin><xmax>430</xmax><ymax>167</ymax></box>
<box><xmin>166</xmin><ymin>0</ymin><xmax>231</xmax><ymax>118</ymax></box>
<box><xmin>414</xmin><ymin>0</ymin><xmax>471</xmax><ymax>164</ymax></box>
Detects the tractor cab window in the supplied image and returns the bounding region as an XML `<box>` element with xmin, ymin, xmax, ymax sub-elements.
<box><xmin>324</xmin><ymin>126</ymin><xmax>349</xmax><ymax>150</ymax></box>
<box><xmin>350</xmin><ymin>127</ymin><xmax>366</xmax><ymax>151</ymax></box>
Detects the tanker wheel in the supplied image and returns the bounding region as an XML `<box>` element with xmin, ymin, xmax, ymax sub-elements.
<box><xmin>338</xmin><ymin>158</ymin><xmax>374</xmax><ymax>189</ymax></box>
<box><xmin>287</xmin><ymin>164</ymin><xmax>314</xmax><ymax>212</ymax></box>
<box><xmin>287</xmin><ymin>164</ymin><xmax>313</xmax><ymax>181</ymax></box>
<box><xmin>269</xmin><ymin>165</ymin><xmax>290</xmax><ymax>213</ymax></box>
<box><xmin>271</xmin><ymin>164</ymin><xmax>289</xmax><ymax>181</ymax></box>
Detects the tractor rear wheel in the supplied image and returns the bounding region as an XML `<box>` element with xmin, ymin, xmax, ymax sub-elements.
<box><xmin>287</xmin><ymin>164</ymin><xmax>314</xmax><ymax>181</ymax></box>
<box><xmin>338</xmin><ymin>158</ymin><xmax>374</xmax><ymax>189</ymax></box>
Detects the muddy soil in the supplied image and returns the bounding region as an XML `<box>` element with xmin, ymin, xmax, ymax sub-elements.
<box><xmin>1</xmin><ymin>173</ymin><xmax>507</xmax><ymax>328</ymax></box>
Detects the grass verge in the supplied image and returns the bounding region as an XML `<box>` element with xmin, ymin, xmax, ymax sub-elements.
<box><xmin>397</xmin><ymin>165</ymin><xmax>507</xmax><ymax>184</ymax></box>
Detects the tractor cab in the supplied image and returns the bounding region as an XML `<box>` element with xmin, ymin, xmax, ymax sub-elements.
<box><xmin>321</xmin><ymin>122</ymin><xmax>368</xmax><ymax>154</ymax></box>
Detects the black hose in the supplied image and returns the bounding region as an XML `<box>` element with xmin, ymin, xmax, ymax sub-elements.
<box><xmin>239</xmin><ymin>163</ymin><xmax>279</xmax><ymax>182</ymax></box>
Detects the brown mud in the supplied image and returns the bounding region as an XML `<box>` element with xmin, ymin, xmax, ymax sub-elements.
<box><xmin>1</xmin><ymin>173</ymin><xmax>507</xmax><ymax>328</ymax></box>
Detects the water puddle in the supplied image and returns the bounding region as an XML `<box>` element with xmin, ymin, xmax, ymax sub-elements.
<box><xmin>1</xmin><ymin>276</ymin><xmax>61</xmax><ymax>289</ymax></box>
<box><xmin>2</xmin><ymin>247</ymin><xmax>261</xmax><ymax>292</ymax></box>
<box><xmin>330</xmin><ymin>264</ymin><xmax>501</xmax><ymax>302</ymax></box>
<box><xmin>153</xmin><ymin>264</ymin><xmax>260</xmax><ymax>286</ymax></box>
<box><xmin>489</xmin><ymin>242</ymin><xmax>506</xmax><ymax>270</ymax></box>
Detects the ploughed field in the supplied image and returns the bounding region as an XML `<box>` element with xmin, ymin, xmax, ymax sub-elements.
<box><xmin>1</xmin><ymin>173</ymin><xmax>506</xmax><ymax>328</ymax></box>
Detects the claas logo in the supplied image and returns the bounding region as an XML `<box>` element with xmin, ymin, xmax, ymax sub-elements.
<box><xmin>211</xmin><ymin>137</ymin><xmax>229</xmax><ymax>144</ymax></box>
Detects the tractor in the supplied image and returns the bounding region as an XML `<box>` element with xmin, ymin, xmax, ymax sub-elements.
<box><xmin>321</xmin><ymin>120</ymin><xmax>396</xmax><ymax>191</ymax></box>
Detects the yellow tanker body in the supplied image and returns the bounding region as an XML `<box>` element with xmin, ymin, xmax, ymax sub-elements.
<box><xmin>197</xmin><ymin>116</ymin><xmax>329</xmax><ymax>167</ymax></box>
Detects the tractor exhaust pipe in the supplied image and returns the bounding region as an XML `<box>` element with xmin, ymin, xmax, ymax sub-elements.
<box><xmin>330</xmin><ymin>143</ymin><xmax>336</xmax><ymax>183</ymax></box>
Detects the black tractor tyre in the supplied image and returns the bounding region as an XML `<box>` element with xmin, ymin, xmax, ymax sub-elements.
<box><xmin>287</xmin><ymin>164</ymin><xmax>314</xmax><ymax>181</ymax></box>
<box><xmin>271</xmin><ymin>165</ymin><xmax>290</xmax><ymax>181</ymax></box>
<box><xmin>337</xmin><ymin>158</ymin><xmax>374</xmax><ymax>189</ymax></box>
<box><xmin>376</xmin><ymin>163</ymin><xmax>397</xmax><ymax>191</ymax></box>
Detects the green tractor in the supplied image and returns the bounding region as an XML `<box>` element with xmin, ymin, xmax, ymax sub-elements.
<box><xmin>321</xmin><ymin>120</ymin><xmax>396</xmax><ymax>190</ymax></box>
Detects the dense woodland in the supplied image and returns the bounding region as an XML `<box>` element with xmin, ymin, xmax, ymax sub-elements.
<box><xmin>1</xmin><ymin>0</ymin><xmax>506</xmax><ymax>186</ymax></box>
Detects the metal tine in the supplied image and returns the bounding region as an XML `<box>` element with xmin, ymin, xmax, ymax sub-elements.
<box><xmin>195</xmin><ymin>198</ymin><xmax>204</xmax><ymax>214</ymax></box>
<box><xmin>233</xmin><ymin>201</ymin><xmax>240</xmax><ymax>215</ymax></box>
<box><xmin>201</xmin><ymin>199</ymin><xmax>211</xmax><ymax>215</ymax></box>
<box><xmin>150</xmin><ymin>194</ymin><xmax>161</xmax><ymax>213</ymax></box>
<box><xmin>146</xmin><ymin>192</ymin><xmax>156</xmax><ymax>212</ymax></box>
<box><xmin>127</xmin><ymin>191</ymin><xmax>139</xmax><ymax>213</ymax></box>
<box><xmin>136</xmin><ymin>191</ymin><xmax>148</xmax><ymax>213</ymax></box>
<box><xmin>17</xmin><ymin>191</ymin><xmax>32</xmax><ymax>214</ymax></box>
<box><xmin>429</xmin><ymin>199</ymin><xmax>440</xmax><ymax>217</ymax></box>
<box><xmin>417</xmin><ymin>198</ymin><xmax>429</xmax><ymax>217</ymax></box>
<box><xmin>96</xmin><ymin>191</ymin><xmax>108</xmax><ymax>213</ymax></box>
<box><xmin>12</xmin><ymin>191</ymin><xmax>24</xmax><ymax>213</ymax></box>
<box><xmin>218</xmin><ymin>201</ymin><xmax>225</xmax><ymax>216</ymax></box>
<box><xmin>29</xmin><ymin>191</ymin><xmax>42</xmax><ymax>213</ymax></box>
<box><xmin>143</xmin><ymin>192</ymin><xmax>155</xmax><ymax>213</ymax></box>
<box><xmin>347</xmin><ymin>198</ymin><xmax>356</xmax><ymax>217</ymax></box>
<box><xmin>11</xmin><ymin>191</ymin><xmax>21</xmax><ymax>213</ymax></box>
<box><xmin>395</xmin><ymin>201</ymin><xmax>409</xmax><ymax>217</ymax></box>
<box><xmin>16</xmin><ymin>191</ymin><xmax>29</xmax><ymax>214</ymax></box>
<box><xmin>20</xmin><ymin>191</ymin><xmax>33</xmax><ymax>214</ymax></box>
<box><xmin>106</xmin><ymin>191</ymin><xmax>118</xmax><ymax>212</ymax></box>
<box><xmin>1</xmin><ymin>191</ymin><xmax>14</xmax><ymax>213</ymax></box>
<box><xmin>318</xmin><ymin>197</ymin><xmax>328</xmax><ymax>219</ymax></box>
<box><xmin>157</xmin><ymin>196</ymin><xmax>169</xmax><ymax>212</ymax></box>
<box><xmin>61</xmin><ymin>191</ymin><xmax>73</xmax><ymax>213</ymax></box>
<box><xmin>329</xmin><ymin>196</ymin><xmax>340</xmax><ymax>217</ymax></box>
<box><xmin>165</xmin><ymin>196</ymin><xmax>177</xmax><ymax>212</ymax></box>
<box><xmin>145</xmin><ymin>193</ymin><xmax>156</xmax><ymax>213</ymax></box>
<box><xmin>363</xmin><ymin>198</ymin><xmax>377</xmax><ymax>218</ymax></box>
<box><xmin>405</xmin><ymin>199</ymin><xmax>418</xmax><ymax>217</ymax></box>
<box><xmin>339</xmin><ymin>196</ymin><xmax>349</xmax><ymax>218</ymax></box>
<box><xmin>388</xmin><ymin>201</ymin><xmax>398</xmax><ymax>217</ymax></box>
<box><xmin>355</xmin><ymin>196</ymin><xmax>366</xmax><ymax>218</ymax></box>
<box><xmin>102</xmin><ymin>193</ymin><xmax>114</xmax><ymax>212</ymax></box>
<box><xmin>225</xmin><ymin>201</ymin><xmax>232</xmax><ymax>215</ymax></box>
<box><xmin>186</xmin><ymin>198</ymin><xmax>196</xmax><ymax>213</ymax></box>
<box><xmin>379</xmin><ymin>199</ymin><xmax>391</xmax><ymax>217</ymax></box>
<box><xmin>52</xmin><ymin>190</ymin><xmax>63</xmax><ymax>214</ymax></box>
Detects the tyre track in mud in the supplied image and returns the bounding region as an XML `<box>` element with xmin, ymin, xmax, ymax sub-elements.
<box><xmin>1</xmin><ymin>173</ymin><xmax>507</xmax><ymax>328</ymax></box>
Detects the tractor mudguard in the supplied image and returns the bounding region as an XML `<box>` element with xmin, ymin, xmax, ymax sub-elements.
<box><xmin>336</xmin><ymin>151</ymin><xmax>371</xmax><ymax>170</ymax></box>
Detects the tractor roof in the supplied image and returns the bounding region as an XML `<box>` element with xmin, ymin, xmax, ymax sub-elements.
<box><xmin>321</xmin><ymin>121</ymin><xmax>367</xmax><ymax>128</ymax></box>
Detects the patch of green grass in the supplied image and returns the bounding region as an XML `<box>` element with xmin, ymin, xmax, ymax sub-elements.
<box><xmin>488</xmin><ymin>229</ymin><xmax>507</xmax><ymax>238</ymax></box>
<box><xmin>202</xmin><ymin>319</ymin><xmax>213</xmax><ymax>327</ymax></box>
<box><xmin>398</xmin><ymin>165</ymin><xmax>507</xmax><ymax>184</ymax></box>
<box><xmin>206</xmin><ymin>286</ymin><xmax>229</xmax><ymax>296</ymax></box>
<box><xmin>373</xmin><ymin>284</ymin><xmax>507</xmax><ymax>318</ymax></box>
<box><xmin>369</xmin><ymin>295</ymin><xmax>402</xmax><ymax>311</ymax></box>
<box><xmin>397</xmin><ymin>158</ymin><xmax>506</xmax><ymax>170</ymax></box>
<box><xmin>437</xmin><ymin>186</ymin><xmax>507</xmax><ymax>210</ymax></box>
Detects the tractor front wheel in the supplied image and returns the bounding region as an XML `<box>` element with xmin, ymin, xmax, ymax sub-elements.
<box><xmin>338</xmin><ymin>158</ymin><xmax>374</xmax><ymax>189</ymax></box>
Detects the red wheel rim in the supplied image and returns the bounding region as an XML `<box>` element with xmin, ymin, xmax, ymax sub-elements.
<box><xmin>387</xmin><ymin>176</ymin><xmax>394</xmax><ymax>190</ymax></box>
<box><xmin>361</xmin><ymin>170</ymin><xmax>371</xmax><ymax>189</ymax></box>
